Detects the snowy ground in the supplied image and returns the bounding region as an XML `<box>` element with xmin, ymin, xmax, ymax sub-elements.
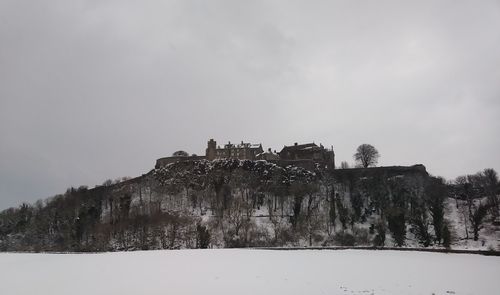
<box><xmin>445</xmin><ymin>198</ymin><xmax>500</xmax><ymax>251</ymax></box>
<box><xmin>1</xmin><ymin>249</ymin><xmax>499</xmax><ymax>295</ymax></box>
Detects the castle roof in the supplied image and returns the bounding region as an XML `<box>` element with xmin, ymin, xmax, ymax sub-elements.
<box><xmin>280</xmin><ymin>143</ymin><xmax>321</xmax><ymax>153</ymax></box>
<box><xmin>222</xmin><ymin>141</ymin><xmax>262</xmax><ymax>150</ymax></box>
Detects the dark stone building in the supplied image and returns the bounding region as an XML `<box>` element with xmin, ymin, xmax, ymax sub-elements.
<box><xmin>156</xmin><ymin>139</ymin><xmax>265</xmax><ymax>168</ymax></box>
<box><xmin>156</xmin><ymin>139</ymin><xmax>336</xmax><ymax>171</ymax></box>
<box><xmin>206</xmin><ymin>139</ymin><xmax>264</xmax><ymax>161</ymax></box>
<box><xmin>256</xmin><ymin>148</ymin><xmax>280</xmax><ymax>161</ymax></box>
<box><xmin>278</xmin><ymin>142</ymin><xmax>335</xmax><ymax>170</ymax></box>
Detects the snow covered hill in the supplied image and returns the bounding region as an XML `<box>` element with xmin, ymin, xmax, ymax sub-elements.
<box><xmin>1</xmin><ymin>160</ymin><xmax>498</xmax><ymax>252</ymax></box>
<box><xmin>1</xmin><ymin>249</ymin><xmax>499</xmax><ymax>295</ymax></box>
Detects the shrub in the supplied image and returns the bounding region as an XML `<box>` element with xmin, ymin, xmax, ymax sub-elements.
<box><xmin>333</xmin><ymin>232</ymin><xmax>356</xmax><ymax>246</ymax></box>
<box><xmin>372</xmin><ymin>221</ymin><xmax>386</xmax><ymax>247</ymax></box>
<box><xmin>442</xmin><ymin>222</ymin><xmax>451</xmax><ymax>249</ymax></box>
<box><xmin>352</xmin><ymin>227</ymin><xmax>370</xmax><ymax>245</ymax></box>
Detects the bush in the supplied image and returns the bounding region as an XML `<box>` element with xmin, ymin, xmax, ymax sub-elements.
<box><xmin>196</xmin><ymin>223</ymin><xmax>211</xmax><ymax>248</ymax></box>
<box><xmin>333</xmin><ymin>232</ymin><xmax>356</xmax><ymax>246</ymax></box>
<box><xmin>352</xmin><ymin>227</ymin><xmax>370</xmax><ymax>245</ymax></box>
<box><xmin>442</xmin><ymin>222</ymin><xmax>451</xmax><ymax>249</ymax></box>
<box><xmin>372</xmin><ymin>222</ymin><xmax>386</xmax><ymax>247</ymax></box>
<box><xmin>387</xmin><ymin>207</ymin><xmax>406</xmax><ymax>246</ymax></box>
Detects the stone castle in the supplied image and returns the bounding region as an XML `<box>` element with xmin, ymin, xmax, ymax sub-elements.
<box><xmin>156</xmin><ymin>139</ymin><xmax>335</xmax><ymax>170</ymax></box>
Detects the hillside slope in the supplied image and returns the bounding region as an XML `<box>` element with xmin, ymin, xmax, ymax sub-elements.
<box><xmin>0</xmin><ymin>159</ymin><xmax>498</xmax><ymax>251</ymax></box>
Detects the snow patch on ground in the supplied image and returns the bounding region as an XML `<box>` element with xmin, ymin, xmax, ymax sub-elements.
<box><xmin>446</xmin><ymin>198</ymin><xmax>500</xmax><ymax>250</ymax></box>
<box><xmin>1</xmin><ymin>249</ymin><xmax>499</xmax><ymax>295</ymax></box>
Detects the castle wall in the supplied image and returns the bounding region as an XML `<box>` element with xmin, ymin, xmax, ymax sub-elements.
<box><xmin>270</xmin><ymin>159</ymin><xmax>322</xmax><ymax>171</ymax></box>
<box><xmin>155</xmin><ymin>155</ymin><xmax>206</xmax><ymax>168</ymax></box>
<box><xmin>331</xmin><ymin>164</ymin><xmax>428</xmax><ymax>180</ymax></box>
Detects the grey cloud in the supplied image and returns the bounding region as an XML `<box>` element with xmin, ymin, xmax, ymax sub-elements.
<box><xmin>1</xmin><ymin>0</ymin><xmax>499</xmax><ymax>209</ymax></box>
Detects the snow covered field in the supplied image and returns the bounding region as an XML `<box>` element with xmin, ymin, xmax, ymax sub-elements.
<box><xmin>1</xmin><ymin>249</ymin><xmax>499</xmax><ymax>295</ymax></box>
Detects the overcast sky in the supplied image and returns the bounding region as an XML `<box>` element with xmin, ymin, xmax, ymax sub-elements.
<box><xmin>1</xmin><ymin>0</ymin><xmax>499</xmax><ymax>209</ymax></box>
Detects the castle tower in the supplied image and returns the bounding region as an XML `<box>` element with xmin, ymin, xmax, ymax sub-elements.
<box><xmin>206</xmin><ymin>139</ymin><xmax>217</xmax><ymax>160</ymax></box>
<box><xmin>331</xmin><ymin>147</ymin><xmax>336</xmax><ymax>169</ymax></box>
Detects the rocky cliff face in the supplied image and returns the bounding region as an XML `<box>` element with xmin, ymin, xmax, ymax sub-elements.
<box><xmin>2</xmin><ymin>159</ymin><xmax>496</xmax><ymax>252</ymax></box>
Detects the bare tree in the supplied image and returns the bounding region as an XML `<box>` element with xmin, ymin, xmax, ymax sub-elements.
<box><xmin>469</xmin><ymin>202</ymin><xmax>489</xmax><ymax>241</ymax></box>
<box><xmin>354</xmin><ymin>144</ymin><xmax>380</xmax><ymax>168</ymax></box>
<box><xmin>454</xmin><ymin>172</ymin><xmax>494</xmax><ymax>241</ymax></box>
<box><xmin>481</xmin><ymin>168</ymin><xmax>499</xmax><ymax>219</ymax></box>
